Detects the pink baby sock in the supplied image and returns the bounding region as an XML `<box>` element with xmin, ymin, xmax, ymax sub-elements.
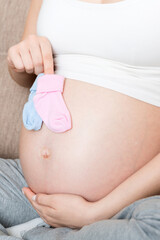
<box><xmin>33</xmin><ymin>74</ymin><xmax>72</xmax><ymax>133</ymax></box>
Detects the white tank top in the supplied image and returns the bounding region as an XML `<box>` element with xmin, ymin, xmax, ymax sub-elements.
<box><xmin>37</xmin><ymin>0</ymin><xmax>160</xmax><ymax>107</ymax></box>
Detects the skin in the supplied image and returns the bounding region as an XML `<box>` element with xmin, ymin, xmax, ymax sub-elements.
<box><xmin>8</xmin><ymin>0</ymin><xmax>160</xmax><ymax>229</ymax></box>
<box><xmin>8</xmin><ymin>35</ymin><xmax>53</xmax><ymax>75</ymax></box>
<box><xmin>7</xmin><ymin>0</ymin><xmax>48</xmax><ymax>88</ymax></box>
<box><xmin>22</xmin><ymin>187</ymin><xmax>94</xmax><ymax>228</ymax></box>
<box><xmin>23</xmin><ymin>152</ymin><xmax>160</xmax><ymax>228</ymax></box>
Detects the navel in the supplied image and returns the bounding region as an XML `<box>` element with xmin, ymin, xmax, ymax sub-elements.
<box><xmin>41</xmin><ymin>147</ymin><xmax>51</xmax><ymax>159</ymax></box>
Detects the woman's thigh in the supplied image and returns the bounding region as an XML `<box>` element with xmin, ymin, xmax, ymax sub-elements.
<box><xmin>23</xmin><ymin>195</ymin><xmax>160</xmax><ymax>240</ymax></box>
<box><xmin>0</xmin><ymin>158</ymin><xmax>39</xmax><ymax>228</ymax></box>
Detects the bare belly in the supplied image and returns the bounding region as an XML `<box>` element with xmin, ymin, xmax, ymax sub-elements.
<box><xmin>19</xmin><ymin>78</ymin><xmax>160</xmax><ymax>202</ymax></box>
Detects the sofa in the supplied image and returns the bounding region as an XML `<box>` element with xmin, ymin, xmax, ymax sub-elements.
<box><xmin>0</xmin><ymin>0</ymin><xmax>31</xmax><ymax>159</ymax></box>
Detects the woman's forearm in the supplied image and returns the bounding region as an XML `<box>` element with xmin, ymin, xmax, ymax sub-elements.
<box><xmin>91</xmin><ymin>152</ymin><xmax>160</xmax><ymax>222</ymax></box>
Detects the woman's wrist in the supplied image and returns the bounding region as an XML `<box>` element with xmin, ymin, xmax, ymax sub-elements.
<box><xmin>87</xmin><ymin>199</ymin><xmax>110</xmax><ymax>223</ymax></box>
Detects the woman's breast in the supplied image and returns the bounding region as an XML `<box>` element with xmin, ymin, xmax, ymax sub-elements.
<box><xmin>19</xmin><ymin>78</ymin><xmax>160</xmax><ymax>202</ymax></box>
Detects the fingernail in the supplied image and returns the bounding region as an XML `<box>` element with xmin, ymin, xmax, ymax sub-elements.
<box><xmin>32</xmin><ymin>195</ymin><xmax>37</xmax><ymax>201</ymax></box>
<box><xmin>22</xmin><ymin>189</ymin><xmax>25</xmax><ymax>195</ymax></box>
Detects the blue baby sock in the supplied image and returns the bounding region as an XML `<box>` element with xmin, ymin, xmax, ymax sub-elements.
<box><xmin>22</xmin><ymin>73</ymin><xmax>44</xmax><ymax>131</ymax></box>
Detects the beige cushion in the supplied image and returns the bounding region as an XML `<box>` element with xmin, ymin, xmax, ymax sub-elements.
<box><xmin>0</xmin><ymin>0</ymin><xmax>31</xmax><ymax>159</ymax></box>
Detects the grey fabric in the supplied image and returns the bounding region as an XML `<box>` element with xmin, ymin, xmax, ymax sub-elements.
<box><xmin>0</xmin><ymin>158</ymin><xmax>39</xmax><ymax>228</ymax></box>
<box><xmin>0</xmin><ymin>0</ymin><xmax>31</xmax><ymax>159</ymax></box>
<box><xmin>22</xmin><ymin>196</ymin><xmax>160</xmax><ymax>240</ymax></box>
<box><xmin>0</xmin><ymin>157</ymin><xmax>160</xmax><ymax>240</ymax></box>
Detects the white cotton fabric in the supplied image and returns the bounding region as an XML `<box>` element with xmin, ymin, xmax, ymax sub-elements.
<box><xmin>36</xmin><ymin>0</ymin><xmax>160</xmax><ymax>107</ymax></box>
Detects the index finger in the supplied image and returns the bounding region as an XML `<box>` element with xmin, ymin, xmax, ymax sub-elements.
<box><xmin>39</xmin><ymin>38</ymin><xmax>54</xmax><ymax>74</ymax></box>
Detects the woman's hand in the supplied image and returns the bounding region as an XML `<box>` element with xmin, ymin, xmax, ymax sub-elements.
<box><xmin>7</xmin><ymin>34</ymin><xmax>54</xmax><ymax>75</ymax></box>
<box><xmin>22</xmin><ymin>187</ymin><xmax>97</xmax><ymax>229</ymax></box>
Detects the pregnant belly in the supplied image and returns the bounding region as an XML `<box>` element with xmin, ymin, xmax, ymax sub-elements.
<box><xmin>19</xmin><ymin>78</ymin><xmax>160</xmax><ymax>202</ymax></box>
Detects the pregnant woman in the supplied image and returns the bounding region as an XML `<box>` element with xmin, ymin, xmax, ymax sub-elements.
<box><xmin>0</xmin><ymin>0</ymin><xmax>160</xmax><ymax>239</ymax></box>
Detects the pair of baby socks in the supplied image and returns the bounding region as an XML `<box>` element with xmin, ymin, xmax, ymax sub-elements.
<box><xmin>22</xmin><ymin>74</ymin><xmax>43</xmax><ymax>131</ymax></box>
<box><xmin>23</xmin><ymin>73</ymin><xmax>72</xmax><ymax>133</ymax></box>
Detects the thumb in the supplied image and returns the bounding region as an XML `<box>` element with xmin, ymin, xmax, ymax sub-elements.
<box><xmin>36</xmin><ymin>193</ymin><xmax>54</xmax><ymax>207</ymax></box>
<box><xmin>22</xmin><ymin>187</ymin><xmax>36</xmax><ymax>202</ymax></box>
